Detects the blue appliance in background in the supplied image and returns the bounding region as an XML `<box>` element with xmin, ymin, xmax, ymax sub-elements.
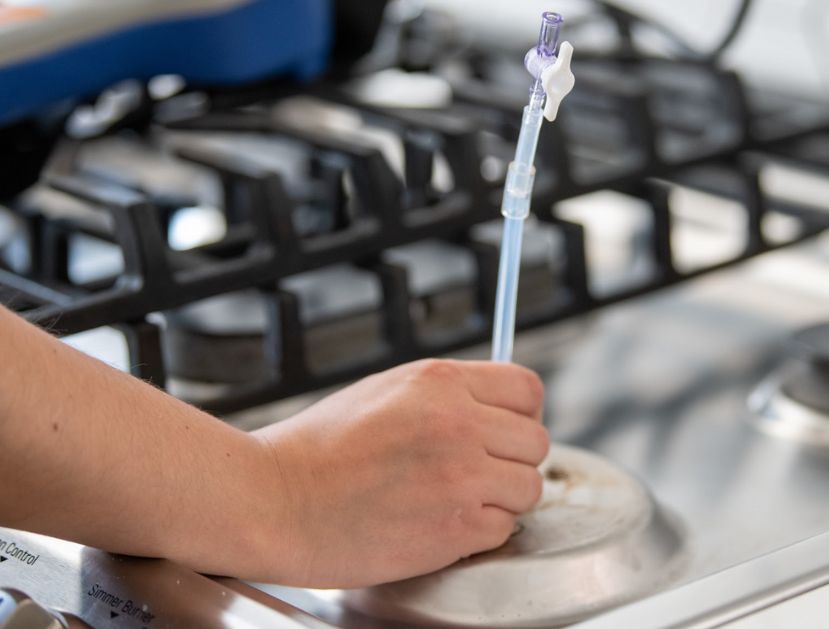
<box><xmin>0</xmin><ymin>0</ymin><xmax>333</xmax><ymax>126</ymax></box>
<box><xmin>0</xmin><ymin>0</ymin><xmax>389</xmax><ymax>200</ymax></box>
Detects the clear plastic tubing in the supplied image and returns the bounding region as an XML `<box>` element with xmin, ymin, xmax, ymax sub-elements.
<box><xmin>491</xmin><ymin>12</ymin><xmax>563</xmax><ymax>362</ymax></box>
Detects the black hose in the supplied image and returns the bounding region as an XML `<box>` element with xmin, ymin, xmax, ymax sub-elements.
<box><xmin>705</xmin><ymin>0</ymin><xmax>754</xmax><ymax>60</ymax></box>
<box><xmin>592</xmin><ymin>0</ymin><xmax>755</xmax><ymax>62</ymax></box>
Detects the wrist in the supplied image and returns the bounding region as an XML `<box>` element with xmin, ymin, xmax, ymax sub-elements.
<box><xmin>243</xmin><ymin>429</ymin><xmax>305</xmax><ymax>582</ymax></box>
<box><xmin>159</xmin><ymin>427</ymin><xmax>301</xmax><ymax>583</ymax></box>
<box><xmin>247</xmin><ymin>426</ymin><xmax>309</xmax><ymax>585</ymax></box>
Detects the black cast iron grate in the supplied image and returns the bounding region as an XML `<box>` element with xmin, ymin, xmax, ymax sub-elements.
<box><xmin>1</xmin><ymin>52</ymin><xmax>828</xmax><ymax>413</ymax></box>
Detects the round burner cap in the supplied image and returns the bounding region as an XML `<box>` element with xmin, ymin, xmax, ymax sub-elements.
<box><xmin>345</xmin><ymin>444</ymin><xmax>686</xmax><ymax>628</ymax></box>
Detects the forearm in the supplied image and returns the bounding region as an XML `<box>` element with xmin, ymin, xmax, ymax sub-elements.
<box><xmin>0</xmin><ymin>307</ymin><xmax>291</xmax><ymax>579</ymax></box>
<box><xmin>0</xmin><ymin>306</ymin><xmax>548</xmax><ymax>589</ymax></box>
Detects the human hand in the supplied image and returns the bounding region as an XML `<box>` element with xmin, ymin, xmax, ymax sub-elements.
<box><xmin>252</xmin><ymin>359</ymin><xmax>548</xmax><ymax>588</ymax></box>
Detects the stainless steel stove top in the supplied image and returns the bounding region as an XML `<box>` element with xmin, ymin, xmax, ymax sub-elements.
<box><xmin>249</xmin><ymin>232</ymin><xmax>829</xmax><ymax>627</ymax></box>
<box><xmin>2</xmin><ymin>233</ymin><xmax>826</xmax><ymax>628</ymax></box>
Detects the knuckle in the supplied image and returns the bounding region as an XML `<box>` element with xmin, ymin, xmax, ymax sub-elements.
<box><xmin>521</xmin><ymin>368</ymin><xmax>545</xmax><ymax>410</ymax></box>
<box><xmin>500</xmin><ymin>364</ymin><xmax>544</xmax><ymax>412</ymax></box>
<box><xmin>413</xmin><ymin>358</ymin><xmax>462</xmax><ymax>384</ymax></box>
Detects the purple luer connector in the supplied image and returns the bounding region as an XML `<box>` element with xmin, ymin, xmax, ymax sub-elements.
<box><xmin>524</xmin><ymin>11</ymin><xmax>564</xmax><ymax>86</ymax></box>
<box><xmin>538</xmin><ymin>11</ymin><xmax>564</xmax><ymax>56</ymax></box>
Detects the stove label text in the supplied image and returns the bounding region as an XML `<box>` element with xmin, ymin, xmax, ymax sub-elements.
<box><xmin>0</xmin><ymin>538</ymin><xmax>40</xmax><ymax>566</ymax></box>
<box><xmin>87</xmin><ymin>584</ymin><xmax>155</xmax><ymax>624</ymax></box>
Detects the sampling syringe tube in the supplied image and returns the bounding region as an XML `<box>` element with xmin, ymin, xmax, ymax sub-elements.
<box><xmin>491</xmin><ymin>158</ymin><xmax>536</xmax><ymax>363</ymax></box>
<box><xmin>491</xmin><ymin>214</ymin><xmax>526</xmax><ymax>362</ymax></box>
<box><xmin>491</xmin><ymin>11</ymin><xmax>566</xmax><ymax>363</ymax></box>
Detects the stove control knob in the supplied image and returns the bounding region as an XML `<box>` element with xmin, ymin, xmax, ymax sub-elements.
<box><xmin>0</xmin><ymin>589</ymin><xmax>67</xmax><ymax>629</ymax></box>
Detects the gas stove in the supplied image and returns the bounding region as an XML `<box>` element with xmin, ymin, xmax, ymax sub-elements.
<box><xmin>0</xmin><ymin>236</ymin><xmax>827</xmax><ymax>628</ymax></box>
<box><xmin>1</xmin><ymin>2</ymin><xmax>829</xmax><ymax>627</ymax></box>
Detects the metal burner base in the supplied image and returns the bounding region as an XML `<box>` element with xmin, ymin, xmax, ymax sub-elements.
<box><xmin>749</xmin><ymin>366</ymin><xmax>829</xmax><ymax>446</ymax></box>
<box><xmin>345</xmin><ymin>444</ymin><xmax>686</xmax><ymax>628</ymax></box>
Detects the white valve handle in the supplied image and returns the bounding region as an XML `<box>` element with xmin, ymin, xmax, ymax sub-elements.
<box><xmin>541</xmin><ymin>41</ymin><xmax>575</xmax><ymax>122</ymax></box>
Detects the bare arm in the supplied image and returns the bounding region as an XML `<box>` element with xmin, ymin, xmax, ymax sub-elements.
<box><xmin>0</xmin><ymin>306</ymin><xmax>548</xmax><ymax>587</ymax></box>
<box><xmin>0</xmin><ymin>305</ymin><xmax>287</xmax><ymax>578</ymax></box>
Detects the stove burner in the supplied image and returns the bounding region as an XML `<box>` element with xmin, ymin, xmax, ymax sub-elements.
<box><xmin>163</xmin><ymin>264</ymin><xmax>384</xmax><ymax>384</ymax></box>
<box><xmin>344</xmin><ymin>444</ymin><xmax>686</xmax><ymax>628</ymax></box>
<box><xmin>786</xmin><ymin>323</ymin><xmax>829</xmax><ymax>413</ymax></box>
<box><xmin>749</xmin><ymin>322</ymin><xmax>829</xmax><ymax>444</ymax></box>
<box><xmin>161</xmin><ymin>235</ymin><xmax>562</xmax><ymax>397</ymax></box>
<box><xmin>781</xmin><ymin>368</ymin><xmax>829</xmax><ymax>415</ymax></box>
